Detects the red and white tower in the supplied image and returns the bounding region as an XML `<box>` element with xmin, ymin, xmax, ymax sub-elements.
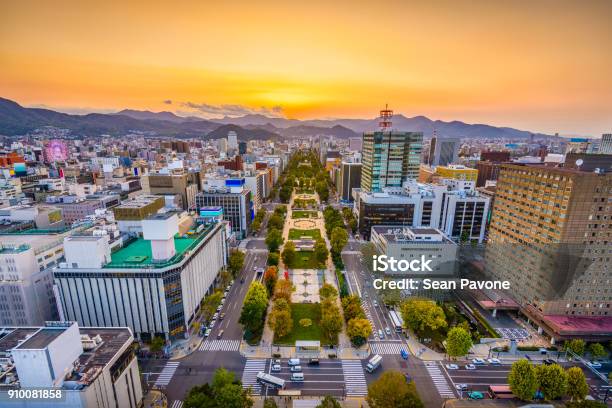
<box><xmin>378</xmin><ymin>104</ymin><xmax>393</xmax><ymax>131</ymax></box>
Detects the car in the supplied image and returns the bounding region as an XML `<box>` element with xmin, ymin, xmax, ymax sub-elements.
<box><xmin>213</xmin><ymin>313</ymin><xmax>219</xmax><ymax>320</ymax></box>
<box><xmin>487</xmin><ymin>358</ymin><xmax>501</xmax><ymax>365</ymax></box>
<box><xmin>400</xmin><ymin>349</ymin><xmax>409</xmax><ymax>360</ymax></box>
<box><xmin>308</xmin><ymin>358</ymin><xmax>320</xmax><ymax>365</ymax></box>
<box><xmin>253</xmin><ymin>266</ymin><xmax>257</xmax><ymax>271</ymax></box>
<box><xmin>219</xmin><ymin>313</ymin><xmax>225</xmax><ymax>320</ymax></box>
<box><xmin>217</xmin><ymin>330</ymin><xmax>224</xmax><ymax>338</ymax></box>
<box><xmin>288</xmin><ymin>359</ymin><xmax>300</xmax><ymax>366</ymax></box>
<box><xmin>220</xmin><ymin>298</ymin><xmax>225</xmax><ymax>305</ymax></box>
<box><xmin>271</xmin><ymin>364</ymin><xmax>281</xmax><ymax>372</ymax></box>
<box><xmin>290</xmin><ymin>365</ymin><xmax>302</xmax><ymax>372</ymax></box>
<box><xmin>216</xmin><ymin>305</ymin><xmax>222</xmax><ymax>312</ymax></box>
<box><xmin>465</xmin><ymin>364</ymin><xmax>476</xmax><ymax>370</ymax></box>
<box><xmin>373</xmin><ymin>300</ymin><xmax>378</xmax><ymax>307</ymax></box>
<box><xmin>455</xmin><ymin>384</ymin><xmax>468</xmax><ymax>391</ymax></box>
<box><xmin>385</xmin><ymin>327</ymin><xmax>391</xmax><ymax>335</ymax></box>
<box><xmin>587</xmin><ymin>361</ymin><xmax>602</xmax><ymax>369</ymax></box>
<box><xmin>204</xmin><ymin>329</ymin><xmax>211</xmax><ymax>338</ymax></box>
<box><xmin>542</xmin><ymin>359</ymin><xmax>556</xmax><ymax>365</ymax></box>
<box><xmin>208</xmin><ymin>321</ymin><xmax>215</xmax><ymax>329</ymax></box>
<box><xmin>378</xmin><ymin>329</ymin><xmax>384</xmax><ymax>339</ymax></box>
<box><xmin>445</xmin><ymin>364</ymin><xmax>459</xmax><ymax>370</ymax></box>
<box><xmin>472</xmin><ymin>358</ymin><xmax>486</xmax><ymax>365</ymax></box>
<box><xmin>230</xmin><ymin>280</ymin><xmax>234</xmax><ymax>286</ymax></box>
<box><xmin>467</xmin><ymin>391</ymin><xmax>484</xmax><ymax>400</ymax></box>
<box><xmin>272</xmin><ymin>359</ymin><xmax>281</xmax><ymax>365</ymax></box>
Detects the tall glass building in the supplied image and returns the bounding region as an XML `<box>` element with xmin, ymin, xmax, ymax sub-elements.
<box><xmin>360</xmin><ymin>131</ymin><xmax>423</xmax><ymax>193</ymax></box>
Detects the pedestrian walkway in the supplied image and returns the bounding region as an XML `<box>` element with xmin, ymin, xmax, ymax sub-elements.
<box><xmin>369</xmin><ymin>342</ymin><xmax>405</xmax><ymax>355</ymax></box>
<box><xmin>424</xmin><ymin>362</ymin><xmax>455</xmax><ymax>398</ymax></box>
<box><xmin>241</xmin><ymin>358</ymin><xmax>267</xmax><ymax>395</ymax></box>
<box><xmin>361</xmin><ymin>300</ymin><xmax>377</xmax><ymax>334</ymax></box>
<box><xmin>341</xmin><ymin>360</ymin><xmax>367</xmax><ymax>396</ymax></box>
<box><xmin>199</xmin><ymin>339</ymin><xmax>241</xmax><ymax>352</ymax></box>
<box><xmin>170</xmin><ymin>400</ymin><xmax>183</xmax><ymax>408</ymax></box>
<box><xmin>154</xmin><ymin>361</ymin><xmax>180</xmax><ymax>387</ymax></box>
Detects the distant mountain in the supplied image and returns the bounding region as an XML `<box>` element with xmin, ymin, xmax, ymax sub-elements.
<box><xmin>0</xmin><ymin>97</ymin><xmax>552</xmax><ymax>139</ymax></box>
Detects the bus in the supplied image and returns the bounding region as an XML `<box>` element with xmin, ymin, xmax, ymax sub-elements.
<box><xmin>256</xmin><ymin>372</ymin><xmax>285</xmax><ymax>389</ymax></box>
<box><xmin>389</xmin><ymin>310</ymin><xmax>403</xmax><ymax>333</ymax></box>
<box><xmin>488</xmin><ymin>385</ymin><xmax>515</xmax><ymax>399</ymax></box>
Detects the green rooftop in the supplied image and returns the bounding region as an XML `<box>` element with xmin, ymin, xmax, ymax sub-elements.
<box><xmin>105</xmin><ymin>224</ymin><xmax>215</xmax><ymax>269</ymax></box>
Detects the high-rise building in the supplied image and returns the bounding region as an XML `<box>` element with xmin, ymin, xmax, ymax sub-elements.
<box><xmin>361</xmin><ymin>131</ymin><xmax>423</xmax><ymax>192</ymax></box>
<box><xmin>227</xmin><ymin>131</ymin><xmax>238</xmax><ymax>150</ymax></box>
<box><xmin>339</xmin><ymin>162</ymin><xmax>362</xmax><ymax>202</ymax></box>
<box><xmin>429</xmin><ymin>137</ymin><xmax>460</xmax><ymax>166</ymax></box>
<box><xmin>486</xmin><ymin>164</ymin><xmax>612</xmax><ymax>340</ymax></box>
<box><xmin>600</xmin><ymin>133</ymin><xmax>612</xmax><ymax>154</ymax></box>
<box><xmin>348</xmin><ymin>137</ymin><xmax>363</xmax><ymax>152</ymax></box>
<box><xmin>238</xmin><ymin>141</ymin><xmax>248</xmax><ymax>155</ymax></box>
<box><xmin>141</xmin><ymin>169</ymin><xmax>203</xmax><ymax>210</ymax></box>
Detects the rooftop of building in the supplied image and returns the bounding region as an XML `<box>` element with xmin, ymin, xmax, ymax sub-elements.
<box><xmin>103</xmin><ymin>221</ymin><xmax>216</xmax><ymax>269</ymax></box>
<box><xmin>372</xmin><ymin>226</ymin><xmax>454</xmax><ymax>244</ymax></box>
<box><xmin>114</xmin><ymin>195</ymin><xmax>163</xmax><ymax>209</ymax></box>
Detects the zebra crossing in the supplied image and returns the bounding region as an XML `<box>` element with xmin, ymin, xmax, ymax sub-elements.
<box><xmin>369</xmin><ymin>342</ymin><xmax>405</xmax><ymax>355</ymax></box>
<box><xmin>241</xmin><ymin>358</ymin><xmax>267</xmax><ymax>395</ymax></box>
<box><xmin>170</xmin><ymin>400</ymin><xmax>183</xmax><ymax>408</ymax></box>
<box><xmin>424</xmin><ymin>362</ymin><xmax>455</xmax><ymax>398</ymax></box>
<box><xmin>341</xmin><ymin>360</ymin><xmax>367</xmax><ymax>396</ymax></box>
<box><xmin>154</xmin><ymin>361</ymin><xmax>180</xmax><ymax>387</ymax></box>
<box><xmin>199</xmin><ymin>339</ymin><xmax>241</xmax><ymax>351</ymax></box>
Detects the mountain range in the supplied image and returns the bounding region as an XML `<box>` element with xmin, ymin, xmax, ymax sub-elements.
<box><xmin>0</xmin><ymin>97</ymin><xmax>551</xmax><ymax>140</ymax></box>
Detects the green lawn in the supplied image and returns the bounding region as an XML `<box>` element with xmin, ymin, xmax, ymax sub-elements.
<box><xmin>288</xmin><ymin>228</ymin><xmax>321</xmax><ymax>240</ymax></box>
<box><xmin>292</xmin><ymin>210</ymin><xmax>318</xmax><ymax>219</ymax></box>
<box><xmin>292</xmin><ymin>199</ymin><xmax>318</xmax><ymax>209</ymax></box>
<box><xmin>289</xmin><ymin>251</ymin><xmax>320</xmax><ymax>269</ymax></box>
<box><xmin>275</xmin><ymin>303</ymin><xmax>323</xmax><ymax>345</ymax></box>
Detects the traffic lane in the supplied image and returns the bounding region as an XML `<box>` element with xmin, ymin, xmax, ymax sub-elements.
<box><xmin>139</xmin><ymin>359</ymin><xmax>171</xmax><ymax>387</ymax></box>
<box><xmin>268</xmin><ymin>359</ymin><xmax>345</xmax><ymax>397</ymax></box>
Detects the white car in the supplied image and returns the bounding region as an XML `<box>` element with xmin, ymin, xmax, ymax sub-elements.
<box><xmin>385</xmin><ymin>327</ymin><xmax>392</xmax><ymax>336</ymax></box>
<box><xmin>455</xmin><ymin>383</ymin><xmax>468</xmax><ymax>391</ymax></box>
<box><xmin>378</xmin><ymin>329</ymin><xmax>384</xmax><ymax>339</ymax></box>
<box><xmin>472</xmin><ymin>358</ymin><xmax>486</xmax><ymax>365</ymax></box>
<box><xmin>587</xmin><ymin>361</ymin><xmax>602</xmax><ymax>369</ymax></box>
<box><xmin>204</xmin><ymin>329</ymin><xmax>211</xmax><ymax>338</ymax></box>
<box><xmin>213</xmin><ymin>313</ymin><xmax>219</xmax><ymax>320</ymax></box>
<box><xmin>487</xmin><ymin>358</ymin><xmax>501</xmax><ymax>365</ymax></box>
<box><xmin>271</xmin><ymin>364</ymin><xmax>281</xmax><ymax>372</ymax></box>
<box><xmin>373</xmin><ymin>300</ymin><xmax>378</xmax><ymax>307</ymax></box>
<box><xmin>445</xmin><ymin>364</ymin><xmax>459</xmax><ymax>370</ymax></box>
<box><xmin>465</xmin><ymin>364</ymin><xmax>476</xmax><ymax>370</ymax></box>
<box><xmin>290</xmin><ymin>365</ymin><xmax>302</xmax><ymax>372</ymax></box>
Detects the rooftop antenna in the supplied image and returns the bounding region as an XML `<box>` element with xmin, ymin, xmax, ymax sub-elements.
<box><xmin>379</xmin><ymin>104</ymin><xmax>393</xmax><ymax>131</ymax></box>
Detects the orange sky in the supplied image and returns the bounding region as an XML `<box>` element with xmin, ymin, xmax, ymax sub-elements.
<box><xmin>1</xmin><ymin>1</ymin><xmax>611</xmax><ymax>136</ymax></box>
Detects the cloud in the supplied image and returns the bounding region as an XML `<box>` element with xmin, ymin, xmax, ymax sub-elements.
<box><xmin>163</xmin><ymin>99</ymin><xmax>173</xmax><ymax>105</ymax></box>
<box><xmin>181</xmin><ymin>102</ymin><xmax>284</xmax><ymax>118</ymax></box>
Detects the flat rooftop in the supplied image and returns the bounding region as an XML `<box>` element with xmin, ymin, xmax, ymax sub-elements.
<box><xmin>0</xmin><ymin>328</ymin><xmax>39</xmax><ymax>354</ymax></box>
<box><xmin>544</xmin><ymin>314</ymin><xmax>612</xmax><ymax>335</ymax></box>
<box><xmin>14</xmin><ymin>327</ymin><xmax>66</xmax><ymax>350</ymax></box>
<box><xmin>104</xmin><ymin>222</ymin><xmax>215</xmax><ymax>268</ymax></box>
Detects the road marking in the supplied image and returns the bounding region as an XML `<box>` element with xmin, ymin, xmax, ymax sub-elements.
<box><xmin>199</xmin><ymin>339</ymin><xmax>241</xmax><ymax>351</ymax></box>
<box><xmin>369</xmin><ymin>342</ymin><xmax>406</xmax><ymax>355</ymax></box>
<box><xmin>154</xmin><ymin>361</ymin><xmax>180</xmax><ymax>387</ymax></box>
<box><xmin>341</xmin><ymin>360</ymin><xmax>367</xmax><ymax>396</ymax></box>
<box><xmin>170</xmin><ymin>400</ymin><xmax>183</xmax><ymax>408</ymax></box>
<box><xmin>241</xmin><ymin>358</ymin><xmax>267</xmax><ymax>395</ymax></box>
<box><xmin>425</xmin><ymin>362</ymin><xmax>455</xmax><ymax>398</ymax></box>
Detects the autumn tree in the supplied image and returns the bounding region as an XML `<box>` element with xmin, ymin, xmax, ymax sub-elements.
<box><xmin>347</xmin><ymin>318</ymin><xmax>372</xmax><ymax>347</ymax></box>
<box><xmin>281</xmin><ymin>241</ymin><xmax>296</xmax><ymax>267</ymax></box>
<box><xmin>535</xmin><ymin>363</ymin><xmax>568</xmax><ymax>400</ymax></box>
<box><xmin>399</xmin><ymin>299</ymin><xmax>447</xmax><ymax>338</ymax></box>
<box><xmin>263</xmin><ymin>266</ymin><xmax>278</xmax><ymax>296</ymax></box>
<box><xmin>366</xmin><ymin>371</ymin><xmax>423</xmax><ymax>408</ymax></box>
<box><xmin>566</xmin><ymin>367</ymin><xmax>589</xmax><ymax>401</ymax></box>
<box><xmin>508</xmin><ymin>359</ymin><xmax>538</xmax><ymax>401</ymax></box>
<box><xmin>445</xmin><ymin>326</ymin><xmax>473</xmax><ymax>358</ymax></box>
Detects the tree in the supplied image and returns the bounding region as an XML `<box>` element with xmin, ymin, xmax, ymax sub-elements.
<box><xmin>239</xmin><ymin>282</ymin><xmax>269</xmax><ymax>334</ymax></box>
<box><xmin>347</xmin><ymin>317</ymin><xmax>372</xmax><ymax>347</ymax></box>
<box><xmin>268</xmin><ymin>298</ymin><xmax>293</xmax><ymax>338</ymax></box>
<box><xmin>399</xmin><ymin>299</ymin><xmax>447</xmax><ymax>337</ymax></box>
<box><xmin>588</xmin><ymin>342</ymin><xmax>606</xmax><ymax>359</ymax></box>
<box><xmin>281</xmin><ymin>241</ymin><xmax>296</xmax><ymax>267</ymax></box>
<box><xmin>320</xmin><ymin>299</ymin><xmax>343</xmax><ymax>343</ymax></box>
<box><xmin>566</xmin><ymin>402</ymin><xmax>607</xmax><ymax>408</ymax></box>
<box><xmin>265</xmin><ymin>228</ymin><xmax>283</xmax><ymax>252</ymax></box>
<box><xmin>360</xmin><ymin>242</ymin><xmax>378</xmax><ymax>273</ymax></box>
<box><xmin>445</xmin><ymin>326</ymin><xmax>473</xmax><ymax>358</ymax></box>
<box><xmin>263</xmin><ymin>399</ymin><xmax>278</xmax><ymax>408</ymax></box>
<box><xmin>267</xmin><ymin>252</ymin><xmax>279</xmax><ymax>266</ymax></box>
<box><xmin>274</xmin><ymin>278</ymin><xmax>294</xmax><ymax>303</ymax></box>
<box><xmin>201</xmin><ymin>290</ymin><xmax>223</xmax><ymax>321</ymax></box>
<box><xmin>150</xmin><ymin>335</ymin><xmax>165</xmax><ymax>352</ymax></box>
<box><xmin>267</xmin><ymin>214</ymin><xmax>284</xmax><ymax>230</ymax></box>
<box><xmin>566</xmin><ymin>367</ymin><xmax>589</xmax><ymax>401</ymax></box>
<box><xmin>330</xmin><ymin>226</ymin><xmax>349</xmax><ymax>255</ymax></box>
<box><xmin>314</xmin><ymin>239</ymin><xmax>329</xmax><ymax>267</ymax></box>
<box><xmin>319</xmin><ymin>283</ymin><xmax>338</xmax><ymax>300</ymax></box>
<box><xmin>184</xmin><ymin>368</ymin><xmax>253</xmax><ymax>408</ymax></box>
<box><xmin>316</xmin><ymin>396</ymin><xmax>342</xmax><ymax>408</ymax></box>
<box><xmin>535</xmin><ymin>363</ymin><xmax>567</xmax><ymax>400</ymax></box>
<box><xmin>263</xmin><ymin>266</ymin><xmax>278</xmax><ymax>296</ymax></box>
<box><xmin>565</xmin><ymin>339</ymin><xmax>586</xmax><ymax>356</ymax></box>
<box><xmin>508</xmin><ymin>359</ymin><xmax>538</xmax><ymax>401</ymax></box>
<box><xmin>316</xmin><ymin>180</ymin><xmax>329</xmax><ymax>202</ymax></box>
<box><xmin>348</xmin><ymin>217</ymin><xmax>357</xmax><ymax>234</ymax></box>
<box><xmin>341</xmin><ymin>295</ymin><xmax>365</xmax><ymax>321</ymax></box>
<box><xmin>228</xmin><ymin>250</ymin><xmax>245</xmax><ymax>277</ymax></box>
<box><xmin>366</xmin><ymin>370</ymin><xmax>424</xmax><ymax>408</ymax></box>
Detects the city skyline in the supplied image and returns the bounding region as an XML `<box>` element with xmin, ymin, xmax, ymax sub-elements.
<box><xmin>2</xmin><ymin>1</ymin><xmax>611</xmax><ymax>136</ymax></box>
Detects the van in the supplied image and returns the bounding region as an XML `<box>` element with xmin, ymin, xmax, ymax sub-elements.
<box><xmin>290</xmin><ymin>373</ymin><xmax>304</xmax><ymax>381</ymax></box>
<box><xmin>288</xmin><ymin>358</ymin><xmax>300</xmax><ymax>366</ymax></box>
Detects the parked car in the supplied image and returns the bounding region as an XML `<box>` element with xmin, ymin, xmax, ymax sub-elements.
<box><xmin>204</xmin><ymin>329</ymin><xmax>211</xmax><ymax>338</ymax></box>
<box><xmin>208</xmin><ymin>320</ymin><xmax>215</xmax><ymax>329</ymax></box>
<box><xmin>465</xmin><ymin>364</ymin><xmax>476</xmax><ymax>370</ymax></box>
<box><xmin>445</xmin><ymin>364</ymin><xmax>459</xmax><ymax>370</ymax></box>
<box><xmin>385</xmin><ymin>327</ymin><xmax>391</xmax><ymax>336</ymax></box>
<box><xmin>487</xmin><ymin>358</ymin><xmax>501</xmax><ymax>365</ymax></box>
<box><xmin>230</xmin><ymin>280</ymin><xmax>234</xmax><ymax>286</ymax></box>
<box><xmin>467</xmin><ymin>391</ymin><xmax>484</xmax><ymax>400</ymax></box>
<box><xmin>588</xmin><ymin>361</ymin><xmax>602</xmax><ymax>369</ymax></box>
<box><xmin>455</xmin><ymin>384</ymin><xmax>468</xmax><ymax>391</ymax></box>
<box><xmin>290</xmin><ymin>365</ymin><xmax>302</xmax><ymax>372</ymax></box>
<box><xmin>543</xmin><ymin>359</ymin><xmax>557</xmax><ymax>365</ymax></box>
<box><xmin>216</xmin><ymin>305</ymin><xmax>222</xmax><ymax>313</ymax></box>
<box><xmin>213</xmin><ymin>313</ymin><xmax>219</xmax><ymax>320</ymax></box>
<box><xmin>219</xmin><ymin>313</ymin><xmax>225</xmax><ymax>320</ymax></box>
<box><xmin>271</xmin><ymin>364</ymin><xmax>281</xmax><ymax>372</ymax></box>
<box><xmin>472</xmin><ymin>358</ymin><xmax>486</xmax><ymax>365</ymax></box>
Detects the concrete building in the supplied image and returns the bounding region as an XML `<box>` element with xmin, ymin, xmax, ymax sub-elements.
<box><xmin>486</xmin><ymin>164</ymin><xmax>612</xmax><ymax>342</ymax></box>
<box><xmin>361</xmin><ymin>131</ymin><xmax>423</xmax><ymax>192</ymax></box>
<box><xmin>244</xmin><ymin>171</ymin><xmax>266</xmax><ymax>211</ymax></box>
<box><xmin>0</xmin><ymin>322</ymin><xmax>143</xmax><ymax>408</ymax></box>
<box><xmin>428</xmin><ymin>137</ymin><xmax>460</xmax><ymax>166</ymax></box>
<box><xmin>54</xmin><ymin>215</ymin><xmax>229</xmax><ymax>341</ymax></box>
<box><xmin>112</xmin><ymin>195</ymin><xmax>165</xmax><ymax>234</ymax></box>
<box><xmin>141</xmin><ymin>169</ymin><xmax>203</xmax><ymax>210</ymax></box>
<box><xmin>434</xmin><ymin>164</ymin><xmax>478</xmax><ymax>182</ymax></box>
<box><xmin>339</xmin><ymin>162</ymin><xmax>362</xmax><ymax>202</ymax></box>
<box><xmin>600</xmin><ymin>133</ymin><xmax>612</xmax><ymax>154</ymax></box>
<box><xmin>227</xmin><ymin>131</ymin><xmax>238</xmax><ymax>150</ymax></box>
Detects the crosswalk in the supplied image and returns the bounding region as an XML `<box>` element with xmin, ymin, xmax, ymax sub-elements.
<box><xmin>170</xmin><ymin>400</ymin><xmax>183</xmax><ymax>408</ymax></box>
<box><xmin>241</xmin><ymin>358</ymin><xmax>267</xmax><ymax>395</ymax></box>
<box><xmin>341</xmin><ymin>360</ymin><xmax>367</xmax><ymax>396</ymax></box>
<box><xmin>154</xmin><ymin>361</ymin><xmax>180</xmax><ymax>387</ymax></box>
<box><xmin>424</xmin><ymin>362</ymin><xmax>455</xmax><ymax>398</ymax></box>
<box><xmin>199</xmin><ymin>339</ymin><xmax>241</xmax><ymax>351</ymax></box>
<box><xmin>369</xmin><ymin>342</ymin><xmax>405</xmax><ymax>355</ymax></box>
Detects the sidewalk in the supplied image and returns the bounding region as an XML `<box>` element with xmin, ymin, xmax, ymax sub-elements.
<box><xmin>143</xmin><ymin>390</ymin><xmax>167</xmax><ymax>408</ymax></box>
<box><xmin>168</xmin><ymin>331</ymin><xmax>204</xmax><ymax>360</ymax></box>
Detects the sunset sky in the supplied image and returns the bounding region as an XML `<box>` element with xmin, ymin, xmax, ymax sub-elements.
<box><xmin>1</xmin><ymin>1</ymin><xmax>611</xmax><ymax>136</ymax></box>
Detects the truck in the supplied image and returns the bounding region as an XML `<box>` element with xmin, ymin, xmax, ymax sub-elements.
<box><xmin>365</xmin><ymin>354</ymin><xmax>383</xmax><ymax>373</ymax></box>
